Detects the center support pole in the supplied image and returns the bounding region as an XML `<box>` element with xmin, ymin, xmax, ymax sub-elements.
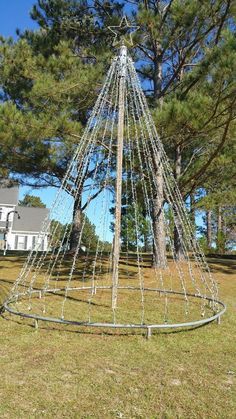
<box><xmin>112</xmin><ymin>45</ymin><xmax>127</xmax><ymax>310</ymax></box>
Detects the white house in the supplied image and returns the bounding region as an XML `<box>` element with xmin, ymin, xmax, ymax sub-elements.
<box><xmin>0</xmin><ymin>186</ymin><xmax>49</xmax><ymax>251</ymax></box>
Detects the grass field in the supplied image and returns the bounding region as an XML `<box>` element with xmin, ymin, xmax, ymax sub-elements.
<box><xmin>0</xmin><ymin>255</ymin><xmax>235</xmax><ymax>418</ymax></box>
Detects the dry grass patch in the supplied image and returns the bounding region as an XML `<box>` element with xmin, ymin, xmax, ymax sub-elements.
<box><xmin>0</xmin><ymin>254</ymin><xmax>235</xmax><ymax>418</ymax></box>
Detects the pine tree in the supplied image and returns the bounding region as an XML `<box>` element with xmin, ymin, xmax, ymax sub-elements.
<box><xmin>133</xmin><ymin>0</ymin><xmax>235</xmax><ymax>258</ymax></box>
<box><xmin>0</xmin><ymin>0</ymin><xmax>235</xmax><ymax>259</ymax></box>
<box><xmin>0</xmin><ymin>1</ymin><xmax>124</xmax><ymax>250</ymax></box>
<box><xmin>19</xmin><ymin>194</ymin><xmax>46</xmax><ymax>207</ymax></box>
<box><xmin>196</xmin><ymin>138</ymin><xmax>236</xmax><ymax>253</ymax></box>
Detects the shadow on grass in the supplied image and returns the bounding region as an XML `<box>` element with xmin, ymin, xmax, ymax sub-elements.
<box><xmin>51</xmin><ymin>265</ymin><xmax>137</xmax><ymax>282</ymax></box>
<box><xmin>2</xmin><ymin>281</ymin><xmax>116</xmax><ymax>314</ymax></box>
<box><xmin>2</xmin><ymin>252</ymin><xmax>236</xmax><ymax>275</ymax></box>
<box><xmin>1</xmin><ymin>307</ymin><xmax>217</xmax><ymax>338</ymax></box>
<box><xmin>207</xmin><ymin>258</ymin><xmax>236</xmax><ymax>275</ymax></box>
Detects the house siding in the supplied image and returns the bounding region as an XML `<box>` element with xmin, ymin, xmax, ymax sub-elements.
<box><xmin>0</xmin><ymin>186</ymin><xmax>49</xmax><ymax>252</ymax></box>
<box><xmin>8</xmin><ymin>233</ymin><xmax>48</xmax><ymax>251</ymax></box>
<box><xmin>0</xmin><ymin>205</ymin><xmax>15</xmax><ymax>224</ymax></box>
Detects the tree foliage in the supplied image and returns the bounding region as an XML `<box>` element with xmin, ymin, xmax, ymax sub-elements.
<box><xmin>19</xmin><ymin>194</ymin><xmax>46</xmax><ymax>208</ymax></box>
<box><xmin>49</xmin><ymin>214</ymin><xmax>99</xmax><ymax>250</ymax></box>
<box><xmin>0</xmin><ymin>0</ymin><xmax>235</xmax><ymax>253</ymax></box>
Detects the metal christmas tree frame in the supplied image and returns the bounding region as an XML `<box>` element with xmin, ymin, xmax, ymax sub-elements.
<box><xmin>3</xmin><ymin>20</ymin><xmax>226</xmax><ymax>337</ymax></box>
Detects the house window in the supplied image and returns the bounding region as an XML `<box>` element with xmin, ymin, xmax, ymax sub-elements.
<box><xmin>17</xmin><ymin>235</ymin><xmax>28</xmax><ymax>250</ymax></box>
<box><xmin>0</xmin><ymin>208</ymin><xmax>3</xmax><ymax>221</ymax></box>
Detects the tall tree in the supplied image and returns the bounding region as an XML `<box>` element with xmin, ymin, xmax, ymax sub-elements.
<box><xmin>133</xmin><ymin>0</ymin><xmax>235</xmax><ymax>258</ymax></box>
<box><xmin>49</xmin><ymin>214</ymin><xmax>99</xmax><ymax>250</ymax></box>
<box><xmin>19</xmin><ymin>194</ymin><xmax>46</xmax><ymax>208</ymax></box>
<box><xmin>0</xmin><ymin>0</ymin><xmax>235</xmax><ymax>260</ymax></box>
<box><xmin>196</xmin><ymin>138</ymin><xmax>236</xmax><ymax>253</ymax></box>
<box><xmin>0</xmin><ymin>0</ymin><xmax>124</xmax><ymax>251</ymax></box>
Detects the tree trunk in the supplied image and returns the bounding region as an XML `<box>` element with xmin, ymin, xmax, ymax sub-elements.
<box><xmin>70</xmin><ymin>194</ymin><xmax>82</xmax><ymax>253</ymax></box>
<box><xmin>143</xmin><ymin>232</ymin><xmax>148</xmax><ymax>253</ymax></box>
<box><xmin>206</xmin><ymin>209</ymin><xmax>212</xmax><ymax>249</ymax></box>
<box><xmin>223</xmin><ymin>215</ymin><xmax>227</xmax><ymax>236</ymax></box>
<box><xmin>173</xmin><ymin>212</ymin><xmax>184</xmax><ymax>260</ymax></box>
<box><xmin>189</xmin><ymin>192</ymin><xmax>195</xmax><ymax>229</ymax></box>
<box><xmin>217</xmin><ymin>206</ymin><xmax>222</xmax><ymax>233</ymax></box>
<box><xmin>173</xmin><ymin>144</ymin><xmax>184</xmax><ymax>260</ymax></box>
<box><xmin>216</xmin><ymin>206</ymin><xmax>226</xmax><ymax>254</ymax></box>
<box><xmin>152</xmin><ymin>161</ymin><xmax>166</xmax><ymax>268</ymax></box>
<box><xmin>153</xmin><ymin>50</ymin><xmax>163</xmax><ymax>108</ymax></box>
<box><xmin>151</xmin><ymin>43</ymin><xmax>166</xmax><ymax>268</ymax></box>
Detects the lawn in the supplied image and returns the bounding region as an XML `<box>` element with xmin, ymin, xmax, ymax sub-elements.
<box><xmin>0</xmin><ymin>255</ymin><xmax>235</xmax><ymax>418</ymax></box>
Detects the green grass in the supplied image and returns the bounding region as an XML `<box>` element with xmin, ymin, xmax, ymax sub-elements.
<box><xmin>0</xmin><ymin>255</ymin><xmax>235</xmax><ymax>418</ymax></box>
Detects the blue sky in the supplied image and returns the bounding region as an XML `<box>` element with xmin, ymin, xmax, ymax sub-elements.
<box><xmin>0</xmin><ymin>0</ymin><xmax>135</xmax><ymax>206</ymax></box>
<box><xmin>0</xmin><ymin>1</ymin><xmax>124</xmax><ymax>242</ymax></box>
<box><xmin>0</xmin><ymin>1</ymin><xmax>56</xmax><ymax>206</ymax></box>
<box><xmin>0</xmin><ymin>1</ymin><xmax>140</xmax><ymax>242</ymax></box>
<box><xmin>0</xmin><ymin>1</ymin><xmax>204</xmax><ymax>239</ymax></box>
<box><xmin>0</xmin><ymin>1</ymin><xmax>37</xmax><ymax>38</ymax></box>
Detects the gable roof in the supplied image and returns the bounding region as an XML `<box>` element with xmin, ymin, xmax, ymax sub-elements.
<box><xmin>0</xmin><ymin>186</ymin><xmax>19</xmax><ymax>206</ymax></box>
<box><xmin>12</xmin><ymin>206</ymin><xmax>49</xmax><ymax>233</ymax></box>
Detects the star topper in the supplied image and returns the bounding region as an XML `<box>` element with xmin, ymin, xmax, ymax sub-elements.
<box><xmin>108</xmin><ymin>16</ymin><xmax>139</xmax><ymax>47</ymax></box>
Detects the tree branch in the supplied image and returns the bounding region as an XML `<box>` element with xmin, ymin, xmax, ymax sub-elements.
<box><xmin>81</xmin><ymin>185</ymin><xmax>104</xmax><ymax>211</ymax></box>
<box><xmin>137</xmin><ymin>44</ymin><xmax>154</xmax><ymax>61</ymax></box>
<box><xmin>215</xmin><ymin>0</ymin><xmax>231</xmax><ymax>45</ymax></box>
<box><xmin>161</xmin><ymin>0</ymin><xmax>174</xmax><ymax>27</ymax></box>
<box><xmin>181</xmin><ymin>108</ymin><xmax>234</xmax><ymax>192</ymax></box>
<box><xmin>69</xmin><ymin>132</ymin><xmax>112</xmax><ymax>153</ymax></box>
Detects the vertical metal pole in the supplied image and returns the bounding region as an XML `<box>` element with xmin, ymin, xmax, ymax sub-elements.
<box><xmin>3</xmin><ymin>215</ymin><xmax>9</xmax><ymax>256</ymax></box>
<box><xmin>3</xmin><ymin>211</ymin><xmax>20</xmax><ymax>256</ymax></box>
<box><xmin>3</xmin><ymin>231</ymin><xmax>7</xmax><ymax>256</ymax></box>
<box><xmin>112</xmin><ymin>45</ymin><xmax>127</xmax><ymax>310</ymax></box>
<box><xmin>146</xmin><ymin>327</ymin><xmax>152</xmax><ymax>339</ymax></box>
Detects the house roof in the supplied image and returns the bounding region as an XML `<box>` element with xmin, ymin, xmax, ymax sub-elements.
<box><xmin>0</xmin><ymin>186</ymin><xmax>19</xmax><ymax>206</ymax></box>
<box><xmin>12</xmin><ymin>206</ymin><xmax>49</xmax><ymax>233</ymax></box>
